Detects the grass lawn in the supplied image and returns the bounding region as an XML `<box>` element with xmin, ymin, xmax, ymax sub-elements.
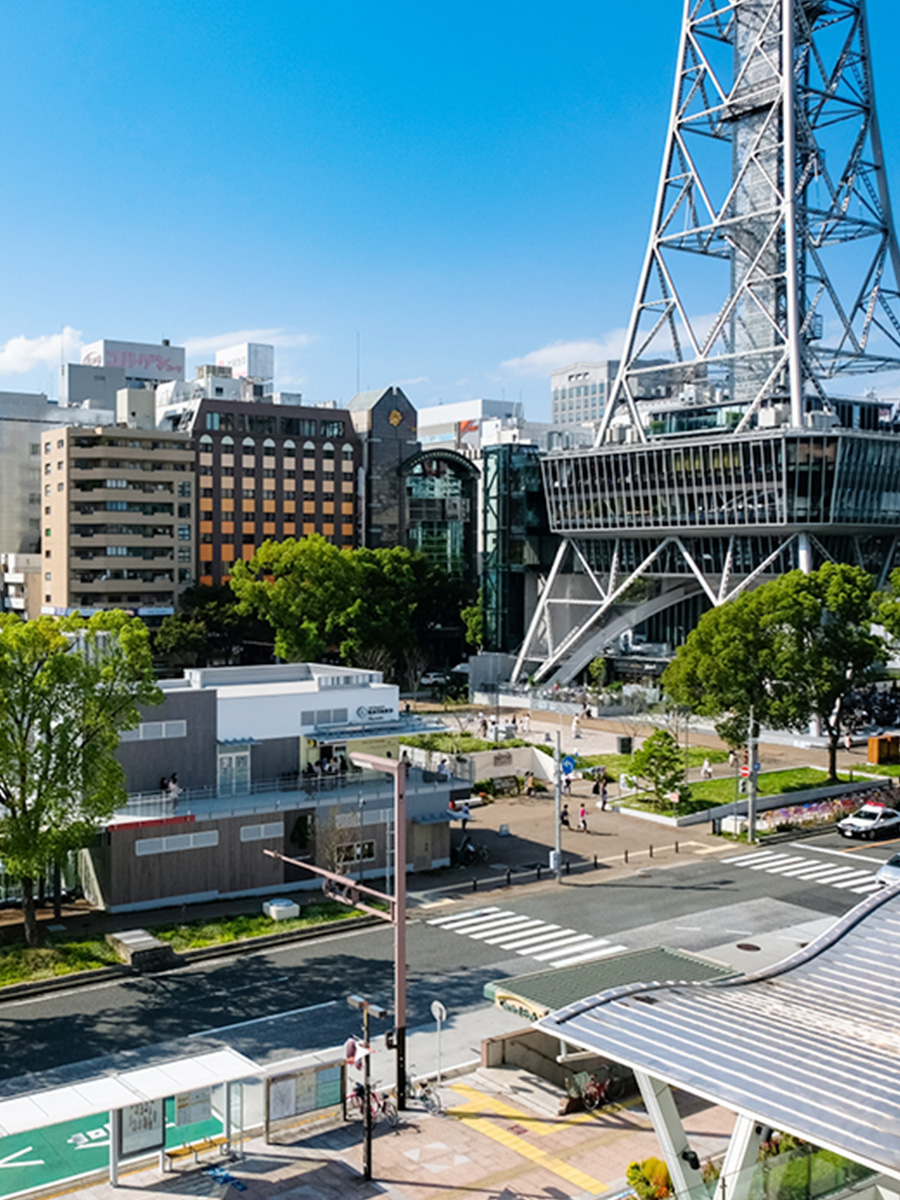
<box><xmin>152</xmin><ymin>901</ymin><xmax>369</xmax><ymax>952</ymax></box>
<box><xmin>401</xmin><ymin>732</ymin><xmax>532</xmax><ymax>753</ymax></box>
<box><xmin>859</xmin><ymin>762</ymin><xmax>900</xmax><ymax>777</ymax></box>
<box><xmin>536</xmin><ymin>746</ymin><xmax>729</xmax><ymax>778</ymax></box>
<box><xmin>0</xmin><ymin>935</ymin><xmax>119</xmax><ymax>988</ymax></box>
<box><xmin>620</xmin><ymin>767</ymin><xmax>851</xmax><ymax>817</ymax></box>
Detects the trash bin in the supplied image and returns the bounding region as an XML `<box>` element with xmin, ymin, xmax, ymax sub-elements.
<box><xmin>617</xmin><ymin>735</ymin><xmax>633</xmax><ymax>755</ymax></box>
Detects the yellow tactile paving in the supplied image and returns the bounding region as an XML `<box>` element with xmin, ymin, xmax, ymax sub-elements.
<box><xmin>447</xmin><ymin>1082</ymin><xmax>609</xmax><ymax>1195</ymax></box>
<box><xmin>450</xmin><ymin>1080</ymin><xmax>606</xmax><ymax>1135</ymax></box>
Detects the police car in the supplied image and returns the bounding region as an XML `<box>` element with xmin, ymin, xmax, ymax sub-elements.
<box><xmin>837</xmin><ymin>802</ymin><xmax>900</xmax><ymax>840</ymax></box>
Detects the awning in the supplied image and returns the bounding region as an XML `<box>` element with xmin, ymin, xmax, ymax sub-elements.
<box><xmin>537</xmin><ymin>888</ymin><xmax>900</xmax><ymax>1178</ymax></box>
<box><xmin>0</xmin><ymin>1047</ymin><xmax>259</xmax><ymax>1137</ymax></box>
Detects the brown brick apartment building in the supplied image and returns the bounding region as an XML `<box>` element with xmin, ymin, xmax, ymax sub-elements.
<box><xmin>190</xmin><ymin>399</ymin><xmax>361</xmax><ymax>585</ymax></box>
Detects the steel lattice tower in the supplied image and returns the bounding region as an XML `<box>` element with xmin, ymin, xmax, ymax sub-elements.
<box><xmin>515</xmin><ymin>0</ymin><xmax>900</xmax><ymax>685</ymax></box>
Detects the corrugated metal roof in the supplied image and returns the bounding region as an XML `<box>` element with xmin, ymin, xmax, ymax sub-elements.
<box><xmin>485</xmin><ymin>946</ymin><xmax>734</xmax><ymax>1017</ymax></box>
<box><xmin>538</xmin><ymin>888</ymin><xmax>900</xmax><ymax>1178</ymax></box>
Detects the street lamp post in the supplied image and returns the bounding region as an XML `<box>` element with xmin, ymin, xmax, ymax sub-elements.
<box><xmin>347</xmin><ymin>995</ymin><xmax>388</xmax><ymax>1182</ymax></box>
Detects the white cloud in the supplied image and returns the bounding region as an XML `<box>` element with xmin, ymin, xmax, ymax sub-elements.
<box><xmin>0</xmin><ymin>326</ymin><xmax>83</xmax><ymax>375</ymax></box>
<box><xmin>395</xmin><ymin>375</ymin><xmax>429</xmax><ymax>387</ymax></box>
<box><xmin>502</xmin><ymin>334</ymin><xmax>628</xmax><ymax>378</ymax></box>
<box><xmin>182</xmin><ymin>327</ymin><xmax>316</xmax><ymax>357</ymax></box>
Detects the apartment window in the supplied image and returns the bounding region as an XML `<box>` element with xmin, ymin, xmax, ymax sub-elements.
<box><xmin>179</xmin><ymin>568</ymin><xmax>192</xmax><ymax>583</ymax></box>
<box><xmin>242</xmin><ymin>488</ymin><xmax>255</xmax><ymax>499</ymax></box>
<box><xmin>31</xmin><ymin>443</ymin><xmax>41</xmax><ymax>456</ymax></box>
<box><xmin>263</xmin><ymin>468</ymin><xmax>275</xmax><ymax>478</ymax></box>
<box><xmin>263</xmin><ymin>490</ymin><xmax>275</xmax><ymax>500</ymax></box>
<box><xmin>201</xmin><ymin>488</ymin><xmax>213</xmax><ymax>498</ymax></box>
<box><xmin>200</xmin><ymin>533</ymin><xmax>213</xmax><ymax>544</ymax></box>
<box><xmin>178</xmin><ymin>481</ymin><xmax>192</xmax><ymax>497</ymax></box>
<box><xmin>285</xmin><ymin>490</ymin><xmax>296</xmax><ymax>500</ymax></box>
<box><xmin>135</xmin><ymin>830</ymin><xmax>218</xmax><ymax>856</ymax></box>
<box><xmin>44</xmin><ymin>506</ymin><xmax>50</xmax><ymax>515</ymax></box>
<box><xmin>342</xmin><ymin>443</ymin><xmax>354</xmax><ymax>460</ymax></box>
<box><xmin>283</xmin><ymin>469</ymin><xmax>295</xmax><ymax>479</ymax></box>
<box><xmin>58</xmin><ymin>483</ymin><xmax>64</xmax><ymax>492</ymax></box>
<box><xmin>44</xmin><ymin>442</ymin><xmax>51</xmax><ymax>454</ymax></box>
<box><xmin>322</xmin><ymin>421</ymin><xmax>344</xmax><ymax>438</ymax></box>
<box><xmin>178</xmin><ymin>525</ymin><xmax>191</xmax><ymax>541</ymax></box>
<box><xmin>222</xmin><ymin>488</ymin><xmax>234</xmax><ymax>498</ymax></box>
<box><xmin>44</xmin><ymin>485</ymin><xmax>51</xmax><ymax>496</ymax></box>
<box><xmin>45</xmin><ymin>594</ymin><xmax>51</xmax><ymax>603</ymax></box>
<box><xmin>44</xmin><ymin>464</ymin><xmax>51</xmax><ymax>475</ymax></box>
<box><xmin>178</xmin><ymin>504</ymin><xmax>191</xmax><ymax>518</ymax></box>
<box><xmin>178</xmin><ymin>546</ymin><xmax>192</xmax><ymax>562</ymax></box>
<box><xmin>57</xmin><ymin>462</ymin><xmax>64</xmax><ymax>471</ymax></box>
<box><xmin>119</xmin><ymin>719</ymin><xmax>187</xmax><ymax>742</ymax></box>
<box><xmin>44</xmin><ymin>572</ymin><xmax>51</xmax><ymax>581</ymax></box>
<box><xmin>243</xmin><ymin>534</ymin><xmax>256</xmax><ymax>543</ymax></box>
<box><xmin>57</xmin><ymin>438</ymin><xmax>64</xmax><ymax>448</ymax></box>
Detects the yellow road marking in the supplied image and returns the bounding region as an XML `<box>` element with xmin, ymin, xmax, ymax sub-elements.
<box><xmin>447</xmin><ymin>1082</ymin><xmax>608</xmax><ymax>1194</ymax></box>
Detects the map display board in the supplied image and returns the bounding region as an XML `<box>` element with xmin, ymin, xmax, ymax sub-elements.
<box><xmin>267</xmin><ymin>1062</ymin><xmax>344</xmax><ymax>1130</ymax></box>
<box><xmin>175</xmin><ymin>1088</ymin><xmax>212</xmax><ymax>1127</ymax></box>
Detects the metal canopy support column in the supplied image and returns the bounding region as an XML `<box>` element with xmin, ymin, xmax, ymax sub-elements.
<box><xmin>109</xmin><ymin>1108</ymin><xmax>120</xmax><ymax>1186</ymax></box>
<box><xmin>634</xmin><ymin>1071</ymin><xmax>706</xmax><ymax>1200</ymax></box>
<box><xmin>714</xmin><ymin>1113</ymin><xmax>767</xmax><ymax>1200</ymax></box>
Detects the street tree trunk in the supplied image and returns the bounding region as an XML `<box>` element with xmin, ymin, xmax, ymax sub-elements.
<box><xmin>21</xmin><ymin>876</ymin><xmax>39</xmax><ymax>947</ymax></box>
<box><xmin>827</xmin><ymin>733</ymin><xmax>839</xmax><ymax>783</ymax></box>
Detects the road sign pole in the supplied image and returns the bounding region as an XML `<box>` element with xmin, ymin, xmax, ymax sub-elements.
<box><xmin>747</xmin><ymin>706</ymin><xmax>757</xmax><ymax>845</ymax></box>
<box><xmin>431</xmin><ymin>1000</ymin><xmax>447</xmax><ymax>1087</ymax></box>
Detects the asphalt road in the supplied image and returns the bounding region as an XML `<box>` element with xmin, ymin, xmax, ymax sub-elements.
<box><xmin>1</xmin><ymin>834</ymin><xmax>897</xmax><ymax>1083</ymax></box>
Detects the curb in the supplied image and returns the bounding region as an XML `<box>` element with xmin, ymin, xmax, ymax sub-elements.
<box><xmin>0</xmin><ymin>914</ymin><xmax>384</xmax><ymax>1002</ymax></box>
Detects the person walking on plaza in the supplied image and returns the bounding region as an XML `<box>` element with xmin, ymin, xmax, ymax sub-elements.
<box><xmin>578</xmin><ymin>802</ymin><xmax>588</xmax><ymax>832</ymax></box>
<box><xmin>701</xmin><ymin>756</ymin><xmax>713</xmax><ymax>780</ymax></box>
<box><xmin>560</xmin><ymin>803</ymin><xmax>570</xmax><ymax>829</ymax></box>
<box><xmin>571</xmin><ymin>714</ymin><xmax>581</xmax><ymax>739</ymax></box>
<box><xmin>524</xmin><ymin>770</ymin><xmax>535</xmax><ymax>797</ymax></box>
<box><xmin>600</xmin><ymin>781</ymin><xmax>609</xmax><ymax>811</ymax></box>
<box><xmin>460</xmin><ymin>801</ymin><xmax>471</xmax><ymax>831</ymax></box>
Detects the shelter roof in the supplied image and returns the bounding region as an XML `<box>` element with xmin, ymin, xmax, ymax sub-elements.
<box><xmin>537</xmin><ymin>889</ymin><xmax>900</xmax><ymax>1177</ymax></box>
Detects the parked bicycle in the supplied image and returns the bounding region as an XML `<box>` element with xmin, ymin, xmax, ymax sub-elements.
<box><xmin>406</xmin><ymin>1070</ymin><xmax>443</xmax><ymax>1114</ymax></box>
<box><xmin>564</xmin><ymin>1069</ymin><xmax>625</xmax><ymax>1111</ymax></box>
<box><xmin>349</xmin><ymin>1081</ymin><xmax>399</xmax><ymax>1127</ymax></box>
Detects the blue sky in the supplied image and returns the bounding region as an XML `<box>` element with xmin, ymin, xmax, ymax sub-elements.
<box><xmin>0</xmin><ymin>0</ymin><xmax>898</xmax><ymax>420</ymax></box>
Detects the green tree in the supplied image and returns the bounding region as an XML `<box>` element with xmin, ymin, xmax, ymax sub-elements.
<box><xmin>0</xmin><ymin>612</ymin><xmax>161</xmax><ymax>945</ymax></box>
<box><xmin>630</xmin><ymin>730</ymin><xmax>688</xmax><ymax>809</ymax></box>
<box><xmin>665</xmin><ymin>564</ymin><xmax>885</xmax><ymax>780</ymax></box>
<box><xmin>155</xmin><ymin>614</ymin><xmax>209</xmax><ymax>668</ymax></box>
<box><xmin>154</xmin><ymin>584</ymin><xmax>274</xmax><ymax>669</ymax></box>
<box><xmin>230</xmin><ymin>535</ymin><xmax>467</xmax><ymax>679</ymax></box>
<box><xmin>587</xmin><ymin>656</ymin><xmax>607</xmax><ymax>689</ymax></box>
<box><xmin>461</xmin><ymin>589</ymin><xmax>484</xmax><ymax>652</ymax></box>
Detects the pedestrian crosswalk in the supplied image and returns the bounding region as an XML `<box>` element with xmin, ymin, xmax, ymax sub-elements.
<box><xmin>425</xmin><ymin>906</ymin><xmax>627</xmax><ymax>968</ymax></box>
<box><xmin>720</xmin><ymin>848</ymin><xmax>883</xmax><ymax>893</ymax></box>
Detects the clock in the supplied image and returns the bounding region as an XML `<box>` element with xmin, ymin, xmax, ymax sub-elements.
<box><xmin>388</xmin><ymin>409</ymin><xmax>403</xmax><ymax>427</ymax></box>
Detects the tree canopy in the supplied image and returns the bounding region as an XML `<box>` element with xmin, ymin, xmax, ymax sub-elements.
<box><xmin>630</xmin><ymin>729</ymin><xmax>688</xmax><ymax>810</ymax></box>
<box><xmin>229</xmin><ymin>535</ymin><xmax>471</xmax><ymax>679</ymax></box>
<box><xmin>0</xmin><ymin>611</ymin><xmax>161</xmax><ymax>944</ymax></box>
<box><xmin>664</xmin><ymin>564</ymin><xmax>885</xmax><ymax>778</ymax></box>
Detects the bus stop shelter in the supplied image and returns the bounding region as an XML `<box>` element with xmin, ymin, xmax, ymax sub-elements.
<box><xmin>537</xmin><ymin>888</ymin><xmax>900</xmax><ymax>1200</ymax></box>
<box><xmin>0</xmin><ymin>1046</ymin><xmax>259</xmax><ymax>1185</ymax></box>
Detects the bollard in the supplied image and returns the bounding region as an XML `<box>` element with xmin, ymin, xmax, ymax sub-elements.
<box><xmin>675</xmin><ymin>840</ymin><xmax>679</xmax><ymax>854</ymax></box>
<box><xmin>624</xmin><ymin>848</ymin><xmax>629</xmax><ymax>864</ymax></box>
<box><xmin>536</xmin><ymin>864</ymin><xmax>542</xmax><ymax>881</ymax></box>
<box><xmin>472</xmin><ymin>877</ymin><xmax>478</xmax><ymax>892</ymax></box>
<box><xmin>565</xmin><ymin>859</ymin><xmax>571</xmax><ymax>875</ymax></box>
<box><xmin>594</xmin><ymin>854</ymin><xmax>598</xmax><ymax>868</ymax></box>
<box><xmin>506</xmin><ymin>869</ymin><xmax>512</xmax><ymax>887</ymax></box>
<box><xmin>649</xmin><ymin>844</ymin><xmax>654</xmax><ymax>858</ymax></box>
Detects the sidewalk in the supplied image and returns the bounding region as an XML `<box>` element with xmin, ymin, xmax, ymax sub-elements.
<box><xmin>56</xmin><ymin>1070</ymin><xmax>735</xmax><ymax>1200</ymax></box>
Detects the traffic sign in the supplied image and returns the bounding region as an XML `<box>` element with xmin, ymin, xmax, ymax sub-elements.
<box><xmin>561</xmin><ymin>756</ymin><xmax>576</xmax><ymax>775</ymax></box>
<box><xmin>740</xmin><ymin>765</ymin><xmax>750</xmax><ymax>778</ymax></box>
<box><xmin>431</xmin><ymin>1000</ymin><xmax>447</xmax><ymax>1023</ymax></box>
<box><xmin>754</xmin><ymin>762</ymin><xmax>761</xmax><ymax>773</ymax></box>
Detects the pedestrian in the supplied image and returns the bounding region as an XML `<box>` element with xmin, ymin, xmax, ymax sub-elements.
<box><xmin>599</xmin><ymin>764</ymin><xmax>607</xmax><ymax>782</ymax></box>
<box><xmin>460</xmin><ymin>801</ymin><xmax>471</xmax><ymax>831</ymax></box>
<box><xmin>592</xmin><ymin>774</ymin><xmax>601</xmax><ymax>798</ymax></box>
<box><xmin>437</xmin><ymin>758</ymin><xmax>451</xmax><ymax>781</ymax></box>
<box><xmin>563</xmin><ymin>772</ymin><xmax>572</xmax><ymax>796</ymax></box>
<box><xmin>167</xmin><ymin>773</ymin><xmax>181</xmax><ymax>799</ymax></box>
<box><xmin>159</xmin><ymin>775</ymin><xmax>168</xmax><ymax>796</ymax></box>
<box><xmin>520</xmin><ymin>712</ymin><xmax>530</xmax><ymax>735</ymax></box>
<box><xmin>701</xmin><ymin>756</ymin><xmax>713</xmax><ymax>780</ymax></box>
<box><xmin>525</xmin><ymin>770</ymin><xmax>535</xmax><ymax>797</ymax></box>
<box><xmin>560</xmin><ymin>803</ymin><xmax>570</xmax><ymax>829</ymax></box>
<box><xmin>579</xmin><ymin>803</ymin><xmax>588</xmax><ymax>832</ymax></box>
<box><xmin>600</xmin><ymin>781</ymin><xmax>608</xmax><ymax>811</ymax></box>
<box><xmin>571</xmin><ymin>714</ymin><xmax>581</xmax><ymax>739</ymax></box>
<box><xmin>728</xmin><ymin>749</ymin><xmax>736</xmax><ymax>768</ymax></box>
<box><xmin>844</xmin><ymin>730</ymin><xmax>853</xmax><ymax>751</ymax></box>
<box><xmin>404</xmin><ymin>701</ymin><xmax>411</xmax><ymax>715</ymax></box>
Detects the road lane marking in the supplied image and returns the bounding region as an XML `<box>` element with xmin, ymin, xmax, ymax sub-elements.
<box><xmin>189</xmin><ymin>999</ymin><xmax>338</xmax><ymax>1038</ymax></box>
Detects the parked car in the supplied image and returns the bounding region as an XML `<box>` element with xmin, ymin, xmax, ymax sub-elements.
<box><xmin>876</xmin><ymin>853</ymin><xmax>900</xmax><ymax>887</ymax></box>
<box><xmin>418</xmin><ymin>671</ymin><xmax>450</xmax><ymax>687</ymax></box>
<box><xmin>837</xmin><ymin>803</ymin><xmax>900</xmax><ymax>840</ymax></box>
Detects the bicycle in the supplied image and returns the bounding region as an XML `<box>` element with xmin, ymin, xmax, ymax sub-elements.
<box><xmin>406</xmin><ymin>1070</ymin><xmax>443</xmax><ymax>1114</ymax></box>
<box><xmin>349</xmin><ymin>1081</ymin><xmax>399</xmax><ymax>1127</ymax></box>
<box><xmin>565</xmin><ymin>1069</ymin><xmax>625</xmax><ymax>1111</ymax></box>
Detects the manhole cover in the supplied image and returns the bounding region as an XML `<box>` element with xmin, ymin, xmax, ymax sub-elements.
<box><xmin>736</xmin><ymin>943</ymin><xmax>761</xmax><ymax>951</ymax></box>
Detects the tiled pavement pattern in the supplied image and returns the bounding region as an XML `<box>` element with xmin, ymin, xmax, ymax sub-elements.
<box><xmin>720</xmin><ymin>848</ymin><xmax>883</xmax><ymax>894</ymax></box>
<box><xmin>51</xmin><ymin>1074</ymin><xmax>735</xmax><ymax>1200</ymax></box>
<box><xmin>425</xmin><ymin>907</ymin><xmax>628</xmax><ymax>968</ymax></box>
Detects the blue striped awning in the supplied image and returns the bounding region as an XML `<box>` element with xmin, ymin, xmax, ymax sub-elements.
<box><xmin>538</xmin><ymin>888</ymin><xmax>900</xmax><ymax>1178</ymax></box>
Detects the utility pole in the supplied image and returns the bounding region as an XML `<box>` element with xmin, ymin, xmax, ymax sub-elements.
<box><xmin>747</xmin><ymin>706</ymin><xmax>757</xmax><ymax>845</ymax></box>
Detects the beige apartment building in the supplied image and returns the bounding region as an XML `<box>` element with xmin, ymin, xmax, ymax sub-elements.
<box><xmin>41</xmin><ymin>425</ymin><xmax>194</xmax><ymax>618</ymax></box>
